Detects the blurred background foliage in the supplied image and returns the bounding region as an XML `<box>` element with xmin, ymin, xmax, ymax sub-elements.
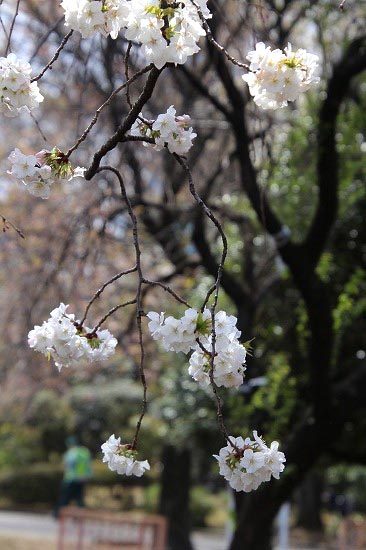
<box><xmin>0</xmin><ymin>0</ymin><xmax>365</xmax><ymax>546</ymax></box>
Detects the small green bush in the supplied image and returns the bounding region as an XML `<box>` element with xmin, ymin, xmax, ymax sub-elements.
<box><xmin>0</xmin><ymin>463</ymin><xmax>63</xmax><ymax>504</ymax></box>
<box><xmin>190</xmin><ymin>486</ymin><xmax>218</xmax><ymax>528</ymax></box>
<box><xmin>0</xmin><ymin>461</ymin><xmax>148</xmax><ymax>506</ymax></box>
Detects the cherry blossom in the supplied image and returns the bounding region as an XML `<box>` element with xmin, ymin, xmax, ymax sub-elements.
<box><xmin>242</xmin><ymin>42</ymin><xmax>319</xmax><ymax>109</ymax></box>
<box><xmin>61</xmin><ymin>0</ymin><xmax>211</xmax><ymax>68</ymax></box>
<box><xmin>213</xmin><ymin>432</ymin><xmax>286</xmax><ymax>492</ymax></box>
<box><xmin>101</xmin><ymin>435</ymin><xmax>150</xmax><ymax>477</ymax></box>
<box><xmin>61</xmin><ymin>0</ymin><xmax>128</xmax><ymax>39</ymax></box>
<box><xmin>8</xmin><ymin>147</ymin><xmax>85</xmax><ymax>199</ymax></box>
<box><xmin>130</xmin><ymin>106</ymin><xmax>196</xmax><ymax>155</ymax></box>
<box><xmin>28</xmin><ymin>303</ymin><xmax>117</xmax><ymax>370</ymax></box>
<box><xmin>0</xmin><ymin>53</ymin><xmax>43</xmax><ymax>117</ymax></box>
<box><xmin>147</xmin><ymin>308</ymin><xmax>247</xmax><ymax>388</ymax></box>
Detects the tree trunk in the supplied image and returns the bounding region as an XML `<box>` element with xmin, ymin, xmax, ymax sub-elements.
<box><xmin>295</xmin><ymin>471</ymin><xmax>323</xmax><ymax>531</ymax></box>
<box><xmin>159</xmin><ymin>445</ymin><xmax>193</xmax><ymax>550</ymax></box>
<box><xmin>230</xmin><ymin>486</ymin><xmax>277</xmax><ymax>549</ymax></box>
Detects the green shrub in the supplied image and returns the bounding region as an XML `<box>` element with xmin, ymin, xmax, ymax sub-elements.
<box><xmin>0</xmin><ymin>460</ymin><xmax>149</xmax><ymax>506</ymax></box>
<box><xmin>0</xmin><ymin>463</ymin><xmax>63</xmax><ymax>504</ymax></box>
<box><xmin>190</xmin><ymin>486</ymin><xmax>217</xmax><ymax>528</ymax></box>
<box><xmin>139</xmin><ymin>483</ymin><xmax>160</xmax><ymax>513</ymax></box>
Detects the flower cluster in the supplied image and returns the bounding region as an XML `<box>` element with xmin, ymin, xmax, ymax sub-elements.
<box><xmin>130</xmin><ymin>106</ymin><xmax>196</xmax><ymax>155</ymax></box>
<box><xmin>214</xmin><ymin>431</ymin><xmax>286</xmax><ymax>492</ymax></box>
<box><xmin>122</xmin><ymin>0</ymin><xmax>210</xmax><ymax>69</ymax></box>
<box><xmin>61</xmin><ymin>0</ymin><xmax>211</xmax><ymax>68</ymax></box>
<box><xmin>242</xmin><ymin>42</ymin><xmax>319</xmax><ymax>110</ymax></box>
<box><xmin>28</xmin><ymin>303</ymin><xmax>117</xmax><ymax>371</ymax></box>
<box><xmin>147</xmin><ymin>308</ymin><xmax>247</xmax><ymax>388</ymax></box>
<box><xmin>61</xmin><ymin>0</ymin><xmax>127</xmax><ymax>39</ymax></box>
<box><xmin>8</xmin><ymin>148</ymin><xmax>85</xmax><ymax>199</ymax></box>
<box><xmin>0</xmin><ymin>53</ymin><xmax>43</xmax><ymax>117</ymax></box>
<box><xmin>101</xmin><ymin>434</ymin><xmax>150</xmax><ymax>477</ymax></box>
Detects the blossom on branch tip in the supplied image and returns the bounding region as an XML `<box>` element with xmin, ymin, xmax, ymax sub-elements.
<box><xmin>101</xmin><ymin>435</ymin><xmax>150</xmax><ymax>476</ymax></box>
<box><xmin>8</xmin><ymin>147</ymin><xmax>85</xmax><ymax>199</ymax></box>
<box><xmin>147</xmin><ymin>308</ymin><xmax>247</xmax><ymax>389</ymax></box>
<box><xmin>61</xmin><ymin>0</ymin><xmax>211</xmax><ymax>68</ymax></box>
<box><xmin>0</xmin><ymin>53</ymin><xmax>43</xmax><ymax>117</ymax></box>
<box><xmin>28</xmin><ymin>303</ymin><xmax>117</xmax><ymax>370</ymax></box>
<box><xmin>130</xmin><ymin>106</ymin><xmax>196</xmax><ymax>155</ymax></box>
<box><xmin>213</xmin><ymin>432</ymin><xmax>286</xmax><ymax>492</ymax></box>
<box><xmin>242</xmin><ymin>42</ymin><xmax>319</xmax><ymax>110</ymax></box>
<box><xmin>61</xmin><ymin>0</ymin><xmax>128</xmax><ymax>39</ymax></box>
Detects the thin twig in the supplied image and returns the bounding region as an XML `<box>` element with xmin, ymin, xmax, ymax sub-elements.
<box><xmin>174</xmin><ymin>154</ymin><xmax>236</xmax><ymax>448</ymax></box>
<box><xmin>124</xmin><ymin>41</ymin><xmax>133</xmax><ymax>109</ymax></box>
<box><xmin>174</xmin><ymin>155</ymin><xmax>228</xmax><ymax>292</ymax></box>
<box><xmin>92</xmin><ymin>299</ymin><xmax>137</xmax><ymax>332</ymax></box>
<box><xmin>96</xmin><ymin>166</ymin><xmax>147</xmax><ymax>451</ymax></box>
<box><xmin>195</xmin><ymin>337</ymin><xmax>213</xmax><ymax>356</ymax></box>
<box><xmin>30</xmin><ymin>16</ymin><xmax>65</xmax><ymax>63</ymax></box>
<box><xmin>29</xmin><ymin>112</ymin><xmax>48</xmax><ymax>143</ymax></box>
<box><xmin>85</xmin><ymin>66</ymin><xmax>162</xmax><ymax>179</ymax></box>
<box><xmin>5</xmin><ymin>0</ymin><xmax>20</xmax><ymax>56</ymax></box>
<box><xmin>1</xmin><ymin>212</ymin><xmax>25</xmax><ymax>239</ymax></box>
<box><xmin>142</xmin><ymin>278</ymin><xmax>192</xmax><ymax>308</ymax></box>
<box><xmin>0</xmin><ymin>17</ymin><xmax>10</xmax><ymax>48</ymax></box>
<box><xmin>80</xmin><ymin>266</ymin><xmax>137</xmax><ymax>326</ymax></box>
<box><xmin>190</xmin><ymin>0</ymin><xmax>249</xmax><ymax>70</ymax></box>
<box><xmin>31</xmin><ymin>30</ymin><xmax>74</xmax><ymax>82</ymax></box>
<box><xmin>66</xmin><ymin>64</ymin><xmax>153</xmax><ymax>157</ymax></box>
<box><xmin>201</xmin><ymin>284</ymin><xmax>216</xmax><ymax>311</ymax></box>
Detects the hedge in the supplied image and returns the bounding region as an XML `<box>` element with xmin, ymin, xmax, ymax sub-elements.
<box><xmin>0</xmin><ymin>461</ymin><xmax>148</xmax><ymax>505</ymax></box>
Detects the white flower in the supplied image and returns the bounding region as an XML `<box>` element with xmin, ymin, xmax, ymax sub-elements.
<box><xmin>25</xmin><ymin>177</ymin><xmax>52</xmax><ymax>199</ymax></box>
<box><xmin>8</xmin><ymin>149</ymin><xmax>38</xmax><ymax>178</ymax></box>
<box><xmin>61</xmin><ymin>0</ymin><xmax>128</xmax><ymax>39</ymax></box>
<box><xmin>146</xmin><ymin>311</ymin><xmax>165</xmax><ymax>338</ymax></box>
<box><xmin>131</xmin><ymin>106</ymin><xmax>196</xmax><ymax>155</ymax></box>
<box><xmin>152</xmin><ymin>105</ymin><xmax>177</xmax><ymax>136</ymax></box>
<box><xmin>0</xmin><ymin>53</ymin><xmax>43</xmax><ymax>117</ymax></box>
<box><xmin>242</xmin><ymin>42</ymin><xmax>319</xmax><ymax>110</ymax></box>
<box><xmin>28</xmin><ymin>303</ymin><xmax>117</xmax><ymax>370</ymax></box>
<box><xmin>63</xmin><ymin>0</ymin><xmax>211</xmax><ymax>67</ymax></box>
<box><xmin>214</xmin><ymin>432</ymin><xmax>286</xmax><ymax>492</ymax></box>
<box><xmin>147</xmin><ymin>307</ymin><xmax>206</xmax><ymax>354</ymax></box>
<box><xmin>240</xmin><ymin>448</ymin><xmax>265</xmax><ymax>474</ymax></box>
<box><xmin>101</xmin><ymin>433</ymin><xmax>120</xmax><ymax>461</ymax></box>
<box><xmin>147</xmin><ymin>307</ymin><xmax>247</xmax><ymax>389</ymax></box>
<box><xmin>8</xmin><ymin>147</ymin><xmax>85</xmax><ymax>199</ymax></box>
<box><xmin>188</xmin><ymin>338</ymin><xmax>246</xmax><ymax>389</ymax></box>
<box><xmin>101</xmin><ymin>435</ymin><xmax>150</xmax><ymax>477</ymax></box>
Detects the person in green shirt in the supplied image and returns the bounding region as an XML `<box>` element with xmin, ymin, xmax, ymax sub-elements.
<box><xmin>55</xmin><ymin>435</ymin><xmax>92</xmax><ymax>517</ymax></box>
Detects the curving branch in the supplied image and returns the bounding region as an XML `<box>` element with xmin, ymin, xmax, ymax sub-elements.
<box><xmin>305</xmin><ymin>36</ymin><xmax>366</xmax><ymax>268</ymax></box>
<box><xmin>85</xmin><ymin>66</ymin><xmax>163</xmax><ymax>179</ymax></box>
<box><xmin>67</xmin><ymin>64</ymin><xmax>153</xmax><ymax>157</ymax></box>
<box><xmin>1</xmin><ymin>212</ymin><xmax>25</xmax><ymax>239</ymax></box>
<box><xmin>192</xmin><ymin>213</ymin><xmax>252</xmax><ymax>308</ymax></box>
<box><xmin>31</xmin><ymin>30</ymin><xmax>74</xmax><ymax>82</ymax></box>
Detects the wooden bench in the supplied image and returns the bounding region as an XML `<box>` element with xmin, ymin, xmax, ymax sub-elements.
<box><xmin>58</xmin><ymin>506</ymin><xmax>167</xmax><ymax>550</ymax></box>
<box><xmin>338</xmin><ymin>518</ymin><xmax>366</xmax><ymax>549</ymax></box>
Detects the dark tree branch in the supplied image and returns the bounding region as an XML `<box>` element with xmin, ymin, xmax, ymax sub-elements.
<box><xmin>85</xmin><ymin>66</ymin><xmax>163</xmax><ymax>179</ymax></box>
<box><xmin>177</xmin><ymin>64</ymin><xmax>233</xmax><ymax>121</ymax></box>
<box><xmin>193</xmin><ymin>213</ymin><xmax>252</xmax><ymax>309</ymax></box>
<box><xmin>305</xmin><ymin>36</ymin><xmax>366</xmax><ymax>268</ymax></box>
<box><xmin>230</xmin><ymin>363</ymin><xmax>366</xmax><ymax>549</ymax></box>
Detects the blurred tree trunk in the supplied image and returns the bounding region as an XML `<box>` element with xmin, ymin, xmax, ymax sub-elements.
<box><xmin>295</xmin><ymin>471</ymin><xmax>324</xmax><ymax>531</ymax></box>
<box><xmin>159</xmin><ymin>446</ymin><xmax>193</xmax><ymax>550</ymax></box>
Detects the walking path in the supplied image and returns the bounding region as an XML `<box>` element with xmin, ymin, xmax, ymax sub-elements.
<box><xmin>0</xmin><ymin>510</ymin><xmax>227</xmax><ymax>549</ymax></box>
<box><xmin>0</xmin><ymin>511</ymin><xmax>333</xmax><ymax>549</ymax></box>
<box><xmin>0</xmin><ymin>511</ymin><xmax>56</xmax><ymax>539</ymax></box>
